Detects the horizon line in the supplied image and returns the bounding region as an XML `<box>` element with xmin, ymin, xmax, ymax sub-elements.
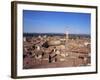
<box><xmin>23</xmin><ymin>32</ymin><xmax>90</xmax><ymax>35</ymax></box>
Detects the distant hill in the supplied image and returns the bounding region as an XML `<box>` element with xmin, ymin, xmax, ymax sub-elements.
<box><xmin>23</xmin><ymin>33</ymin><xmax>90</xmax><ymax>39</ymax></box>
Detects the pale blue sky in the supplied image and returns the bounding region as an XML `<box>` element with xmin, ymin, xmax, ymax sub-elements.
<box><xmin>23</xmin><ymin>10</ymin><xmax>91</xmax><ymax>34</ymax></box>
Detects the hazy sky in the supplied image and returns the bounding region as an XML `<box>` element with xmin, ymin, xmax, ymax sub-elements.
<box><xmin>23</xmin><ymin>10</ymin><xmax>91</xmax><ymax>34</ymax></box>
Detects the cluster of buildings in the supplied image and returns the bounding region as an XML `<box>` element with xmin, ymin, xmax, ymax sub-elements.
<box><xmin>23</xmin><ymin>33</ymin><xmax>91</xmax><ymax>69</ymax></box>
